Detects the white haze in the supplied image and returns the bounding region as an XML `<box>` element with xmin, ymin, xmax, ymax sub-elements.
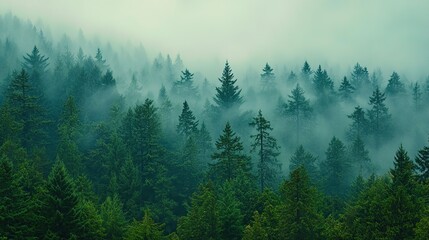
<box><xmin>1</xmin><ymin>0</ymin><xmax>429</xmax><ymax>81</ymax></box>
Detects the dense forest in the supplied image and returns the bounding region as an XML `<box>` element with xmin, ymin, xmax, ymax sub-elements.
<box><xmin>1</xmin><ymin>13</ymin><xmax>429</xmax><ymax>239</ymax></box>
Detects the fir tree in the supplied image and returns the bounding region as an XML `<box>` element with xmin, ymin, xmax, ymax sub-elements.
<box><xmin>174</xmin><ymin>69</ymin><xmax>198</xmax><ymax>98</ymax></box>
<box><xmin>289</xmin><ymin>145</ymin><xmax>318</xmax><ymax>182</ymax></box>
<box><xmin>367</xmin><ymin>87</ymin><xmax>391</xmax><ymax>148</ymax></box>
<box><xmin>349</xmin><ymin>137</ymin><xmax>371</xmax><ymax>176</ymax></box>
<box><xmin>242</xmin><ymin>211</ymin><xmax>269</xmax><ymax>240</ymax></box>
<box><xmin>260</xmin><ymin>63</ymin><xmax>275</xmax><ymax>92</ymax></box>
<box><xmin>74</xmin><ymin>200</ymin><xmax>105</xmax><ymax>240</ymax></box>
<box><xmin>385</xmin><ymin>72</ymin><xmax>405</xmax><ymax>97</ymax></box>
<box><xmin>350</xmin><ymin>63</ymin><xmax>369</xmax><ymax>91</ymax></box>
<box><xmin>347</xmin><ymin>105</ymin><xmax>368</xmax><ymax>141</ymax></box>
<box><xmin>301</xmin><ymin>61</ymin><xmax>312</xmax><ymax>82</ymax></box>
<box><xmin>124</xmin><ymin>210</ymin><xmax>165</xmax><ymax>240</ymax></box>
<box><xmin>100</xmin><ymin>195</ymin><xmax>127</xmax><ymax>240</ymax></box>
<box><xmin>22</xmin><ymin>45</ymin><xmax>49</xmax><ymax>88</ymax></box>
<box><xmin>210</xmin><ymin>122</ymin><xmax>251</xmax><ymax>182</ymax></box>
<box><xmin>249</xmin><ymin>110</ymin><xmax>281</xmax><ymax>191</ymax></box>
<box><xmin>313</xmin><ymin>65</ymin><xmax>334</xmax><ymax>97</ymax></box>
<box><xmin>177</xmin><ymin>101</ymin><xmax>199</xmax><ymax>138</ymax></box>
<box><xmin>218</xmin><ymin>181</ymin><xmax>244</xmax><ymax>240</ymax></box>
<box><xmin>213</xmin><ymin>61</ymin><xmax>243</xmax><ymax>110</ymax></box>
<box><xmin>412</xmin><ymin>82</ymin><xmax>422</xmax><ymax>110</ymax></box>
<box><xmin>415</xmin><ymin>139</ymin><xmax>429</xmax><ymax>182</ymax></box>
<box><xmin>338</xmin><ymin>76</ymin><xmax>355</xmax><ymax>101</ymax></box>
<box><xmin>285</xmin><ymin>84</ymin><xmax>312</xmax><ymax>145</ymax></box>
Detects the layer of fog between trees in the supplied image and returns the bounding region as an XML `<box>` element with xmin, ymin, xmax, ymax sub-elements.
<box><xmin>1</xmin><ymin>12</ymin><xmax>428</xmax><ymax>178</ymax></box>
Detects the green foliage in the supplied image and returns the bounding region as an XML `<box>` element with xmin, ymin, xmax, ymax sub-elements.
<box><xmin>385</xmin><ymin>71</ymin><xmax>405</xmax><ymax>96</ymax></box>
<box><xmin>242</xmin><ymin>211</ymin><xmax>269</xmax><ymax>240</ymax></box>
<box><xmin>350</xmin><ymin>63</ymin><xmax>369</xmax><ymax>91</ymax></box>
<box><xmin>214</xmin><ymin>61</ymin><xmax>243</xmax><ymax>110</ymax></box>
<box><xmin>289</xmin><ymin>145</ymin><xmax>318</xmax><ymax>183</ymax></box>
<box><xmin>125</xmin><ymin>210</ymin><xmax>165</xmax><ymax>240</ymax></box>
<box><xmin>367</xmin><ymin>87</ymin><xmax>391</xmax><ymax>148</ymax></box>
<box><xmin>415</xmin><ymin>139</ymin><xmax>429</xmax><ymax>182</ymax></box>
<box><xmin>174</xmin><ymin>69</ymin><xmax>198</xmax><ymax>98</ymax></box>
<box><xmin>218</xmin><ymin>181</ymin><xmax>244</xmax><ymax>240</ymax></box>
<box><xmin>285</xmin><ymin>84</ymin><xmax>312</xmax><ymax>144</ymax></box>
<box><xmin>347</xmin><ymin>105</ymin><xmax>368</xmax><ymax>141</ymax></box>
<box><xmin>260</xmin><ymin>63</ymin><xmax>275</xmax><ymax>92</ymax></box>
<box><xmin>74</xmin><ymin>200</ymin><xmax>105</xmax><ymax>240</ymax></box>
<box><xmin>210</xmin><ymin>122</ymin><xmax>251</xmax><ymax>183</ymax></box>
<box><xmin>101</xmin><ymin>195</ymin><xmax>127</xmax><ymax>240</ymax></box>
<box><xmin>249</xmin><ymin>110</ymin><xmax>281</xmax><ymax>191</ymax></box>
<box><xmin>338</xmin><ymin>76</ymin><xmax>355</xmax><ymax>100</ymax></box>
<box><xmin>177</xmin><ymin>101</ymin><xmax>198</xmax><ymax>137</ymax></box>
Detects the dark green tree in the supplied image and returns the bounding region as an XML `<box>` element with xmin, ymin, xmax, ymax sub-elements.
<box><xmin>218</xmin><ymin>181</ymin><xmax>244</xmax><ymax>240</ymax></box>
<box><xmin>347</xmin><ymin>105</ymin><xmax>368</xmax><ymax>141</ymax></box>
<box><xmin>416</xmin><ymin>139</ymin><xmax>429</xmax><ymax>182</ymax></box>
<box><xmin>300</xmin><ymin>61</ymin><xmax>312</xmax><ymax>82</ymax></box>
<box><xmin>242</xmin><ymin>211</ymin><xmax>269</xmax><ymax>240</ymax></box>
<box><xmin>385</xmin><ymin>72</ymin><xmax>405</xmax><ymax>97</ymax></box>
<box><xmin>213</xmin><ymin>61</ymin><xmax>243</xmax><ymax>110</ymax></box>
<box><xmin>285</xmin><ymin>84</ymin><xmax>312</xmax><ymax>145</ymax></box>
<box><xmin>177</xmin><ymin>101</ymin><xmax>199</xmax><ymax>138</ymax></box>
<box><xmin>174</xmin><ymin>69</ymin><xmax>198</xmax><ymax>98</ymax></box>
<box><xmin>100</xmin><ymin>195</ymin><xmax>127</xmax><ymax>240</ymax></box>
<box><xmin>277</xmin><ymin>167</ymin><xmax>322</xmax><ymax>239</ymax></box>
<box><xmin>312</xmin><ymin>65</ymin><xmax>334</xmax><ymax>98</ymax></box>
<box><xmin>289</xmin><ymin>145</ymin><xmax>318</xmax><ymax>183</ymax></box>
<box><xmin>196</xmin><ymin>122</ymin><xmax>214</xmax><ymax>169</ymax></box>
<box><xmin>22</xmin><ymin>45</ymin><xmax>49</xmax><ymax>93</ymax></box>
<box><xmin>412</xmin><ymin>82</ymin><xmax>422</xmax><ymax>110</ymax></box>
<box><xmin>177</xmin><ymin>182</ymin><xmax>220</xmax><ymax>240</ymax></box>
<box><xmin>349</xmin><ymin>137</ymin><xmax>371</xmax><ymax>176</ymax></box>
<box><xmin>43</xmin><ymin>160</ymin><xmax>79</xmax><ymax>239</ymax></box>
<box><xmin>320</xmin><ymin>137</ymin><xmax>350</xmax><ymax>197</ymax></box>
<box><xmin>210</xmin><ymin>122</ymin><xmax>251</xmax><ymax>182</ymax></box>
<box><xmin>74</xmin><ymin>200</ymin><xmax>105</xmax><ymax>240</ymax></box>
<box><xmin>367</xmin><ymin>87</ymin><xmax>391</xmax><ymax>148</ymax></box>
<box><xmin>338</xmin><ymin>76</ymin><xmax>355</xmax><ymax>101</ymax></box>
<box><xmin>249</xmin><ymin>110</ymin><xmax>280</xmax><ymax>191</ymax></box>
<box><xmin>124</xmin><ymin>210</ymin><xmax>165</xmax><ymax>240</ymax></box>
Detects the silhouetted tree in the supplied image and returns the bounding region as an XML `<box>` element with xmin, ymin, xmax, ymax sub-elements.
<box><xmin>213</xmin><ymin>61</ymin><xmax>243</xmax><ymax>110</ymax></box>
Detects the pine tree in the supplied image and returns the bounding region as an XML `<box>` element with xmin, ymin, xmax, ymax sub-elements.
<box><xmin>22</xmin><ymin>45</ymin><xmax>49</xmax><ymax>92</ymax></box>
<box><xmin>177</xmin><ymin>101</ymin><xmax>199</xmax><ymax>138</ymax></box>
<box><xmin>124</xmin><ymin>210</ymin><xmax>165</xmax><ymax>240</ymax></box>
<box><xmin>213</xmin><ymin>61</ymin><xmax>243</xmax><ymax>110</ymax></box>
<box><xmin>249</xmin><ymin>110</ymin><xmax>281</xmax><ymax>191</ymax></box>
<box><xmin>242</xmin><ymin>211</ymin><xmax>269</xmax><ymax>240</ymax></box>
<box><xmin>95</xmin><ymin>48</ymin><xmax>108</xmax><ymax>71</ymax></box>
<box><xmin>74</xmin><ymin>200</ymin><xmax>105</xmax><ymax>240</ymax></box>
<box><xmin>218</xmin><ymin>181</ymin><xmax>244</xmax><ymax>240</ymax></box>
<box><xmin>289</xmin><ymin>145</ymin><xmax>318</xmax><ymax>182</ymax></box>
<box><xmin>100</xmin><ymin>195</ymin><xmax>127</xmax><ymax>240</ymax></box>
<box><xmin>312</xmin><ymin>65</ymin><xmax>334</xmax><ymax>97</ymax></box>
<box><xmin>285</xmin><ymin>84</ymin><xmax>312</xmax><ymax>145</ymax></box>
<box><xmin>301</xmin><ymin>61</ymin><xmax>312</xmax><ymax>82</ymax></box>
<box><xmin>320</xmin><ymin>137</ymin><xmax>350</xmax><ymax>197</ymax></box>
<box><xmin>196</xmin><ymin>122</ymin><xmax>214</xmax><ymax>169</ymax></box>
<box><xmin>260</xmin><ymin>63</ymin><xmax>275</xmax><ymax>92</ymax></box>
<box><xmin>43</xmin><ymin>160</ymin><xmax>79</xmax><ymax>239</ymax></box>
<box><xmin>349</xmin><ymin>137</ymin><xmax>371</xmax><ymax>176</ymax></box>
<box><xmin>412</xmin><ymin>82</ymin><xmax>422</xmax><ymax>110</ymax></box>
<box><xmin>277</xmin><ymin>167</ymin><xmax>322</xmax><ymax>239</ymax></box>
<box><xmin>385</xmin><ymin>72</ymin><xmax>405</xmax><ymax>97</ymax></box>
<box><xmin>57</xmin><ymin>96</ymin><xmax>82</xmax><ymax>176</ymax></box>
<box><xmin>367</xmin><ymin>87</ymin><xmax>391</xmax><ymax>148</ymax></box>
<box><xmin>210</xmin><ymin>122</ymin><xmax>251</xmax><ymax>182</ymax></box>
<box><xmin>117</xmin><ymin>157</ymin><xmax>140</xmax><ymax>219</ymax></box>
<box><xmin>338</xmin><ymin>76</ymin><xmax>355</xmax><ymax>101</ymax></box>
<box><xmin>350</xmin><ymin>63</ymin><xmax>369</xmax><ymax>91</ymax></box>
<box><xmin>347</xmin><ymin>105</ymin><xmax>368</xmax><ymax>140</ymax></box>
<box><xmin>177</xmin><ymin>182</ymin><xmax>220</xmax><ymax>240</ymax></box>
<box><xmin>415</xmin><ymin>139</ymin><xmax>429</xmax><ymax>182</ymax></box>
<box><xmin>387</xmin><ymin>145</ymin><xmax>421</xmax><ymax>240</ymax></box>
<box><xmin>174</xmin><ymin>69</ymin><xmax>198</xmax><ymax>98</ymax></box>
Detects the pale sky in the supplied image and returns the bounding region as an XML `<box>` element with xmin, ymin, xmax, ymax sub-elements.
<box><xmin>1</xmin><ymin>0</ymin><xmax>429</xmax><ymax>79</ymax></box>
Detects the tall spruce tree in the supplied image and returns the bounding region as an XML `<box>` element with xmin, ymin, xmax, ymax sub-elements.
<box><xmin>260</xmin><ymin>63</ymin><xmax>275</xmax><ymax>92</ymax></box>
<box><xmin>177</xmin><ymin>101</ymin><xmax>199</xmax><ymax>138</ymax></box>
<box><xmin>100</xmin><ymin>195</ymin><xmax>127</xmax><ymax>240</ymax></box>
<box><xmin>347</xmin><ymin>105</ymin><xmax>368</xmax><ymax>141</ymax></box>
<box><xmin>213</xmin><ymin>61</ymin><xmax>243</xmax><ymax>110</ymax></box>
<box><xmin>249</xmin><ymin>110</ymin><xmax>281</xmax><ymax>191</ymax></box>
<box><xmin>350</xmin><ymin>63</ymin><xmax>369</xmax><ymax>91</ymax></box>
<box><xmin>312</xmin><ymin>65</ymin><xmax>334</xmax><ymax>97</ymax></box>
<box><xmin>174</xmin><ymin>69</ymin><xmax>198</xmax><ymax>98</ymax></box>
<box><xmin>211</xmin><ymin>122</ymin><xmax>251</xmax><ymax>182</ymax></box>
<box><xmin>289</xmin><ymin>145</ymin><xmax>318</xmax><ymax>183</ymax></box>
<box><xmin>301</xmin><ymin>61</ymin><xmax>312</xmax><ymax>82</ymax></box>
<box><xmin>385</xmin><ymin>72</ymin><xmax>405</xmax><ymax>97</ymax></box>
<box><xmin>338</xmin><ymin>76</ymin><xmax>355</xmax><ymax>101</ymax></box>
<box><xmin>285</xmin><ymin>84</ymin><xmax>312</xmax><ymax>145</ymax></box>
<box><xmin>416</xmin><ymin>139</ymin><xmax>429</xmax><ymax>182</ymax></box>
<box><xmin>367</xmin><ymin>87</ymin><xmax>391</xmax><ymax>148</ymax></box>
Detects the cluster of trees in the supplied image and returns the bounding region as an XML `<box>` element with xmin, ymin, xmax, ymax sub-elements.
<box><xmin>1</xmin><ymin>13</ymin><xmax>429</xmax><ymax>239</ymax></box>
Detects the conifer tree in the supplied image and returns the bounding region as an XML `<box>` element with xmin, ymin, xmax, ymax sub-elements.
<box><xmin>74</xmin><ymin>200</ymin><xmax>105</xmax><ymax>240</ymax></box>
<box><xmin>385</xmin><ymin>72</ymin><xmax>405</xmax><ymax>97</ymax></box>
<box><xmin>177</xmin><ymin>101</ymin><xmax>199</xmax><ymax>138</ymax></box>
<box><xmin>211</xmin><ymin>122</ymin><xmax>251</xmax><ymax>182</ymax></box>
<box><xmin>277</xmin><ymin>167</ymin><xmax>322</xmax><ymax>239</ymax></box>
<box><xmin>367</xmin><ymin>87</ymin><xmax>391</xmax><ymax>148</ymax></box>
<box><xmin>22</xmin><ymin>45</ymin><xmax>49</xmax><ymax>92</ymax></box>
<box><xmin>242</xmin><ymin>212</ymin><xmax>269</xmax><ymax>240</ymax></box>
<box><xmin>196</xmin><ymin>122</ymin><xmax>214</xmax><ymax>169</ymax></box>
<box><xmin>301</xmin><ymin>61</ymin><xmax>312</xmax><ymax>82</ymax></box>
<box><xmin>285</xmin><ymin>84</ymin><xmax>312</xmax><ymax>145</ymax></box>
<box><xmin>100</xmin><ymin>195</ymin><xmax>127</xmax><ymax>240</ymax></box>
<box><xmin>415</xmin><ymin>139</ymin><xmax>429</xmax><ymax>182</ymax></box>
<box><xmin>249</xmin><ymin>110</ymin><xmax>280</xmax><ymax>191</ymax></box>
<box><xmin>218</xmin><ymin>181</ymin><xmax>244</xmax><ymax>240</ymax></box>
<box><xmin>320</xmin><ymin>137</ymin><xmax>350</xmax><ymax>197</ymax></box>
<box><xmin>350</xmin><ymin>63</ymin><xmax>369</xmax><ymax>91</ymax></box>
<box><xmin>124</xmin><ymin>210</ymin><xmax>165</xmax><ymax>240</ymax></box>
<box><xmin>412</xmin><ymin>82</ymin><xmax>422</xmax><ymax>110</ymax></box>
<box><xmin>260</xmin><ymin>63</ymin><xmax>275</xmax><ymax>92</ymax></box>
<box><xmin>349</xmin><ymin>137</ymin><xmax>371</xmax><ymax>176</ymax></box>
<box><xmin>338</xmin><ymin>76</ymin><xmax>355</xmax><ymax>101</ymax></box>
<box><xmin>313</xmin><ymin>65</ymin><xmax>334</xmax><ymax>97</ymax></box>
<box><xmin>174</xmin><ymin>69</ymin><xmax>198</xmax><ymax>98</ymax></box>
<box><xmin>289</xmin><ymin>145</ymin><xmax>318</xmax><ymax>182</ymax></box>
<box><xmin>213</xmin><ymin>61</ymin><xmax>243</xmax><ymax>110</ymax></box>
<box><xmin>347</xmin><ymin>105</ymin><xmax>368</xmax><ymax>140</ymax></box>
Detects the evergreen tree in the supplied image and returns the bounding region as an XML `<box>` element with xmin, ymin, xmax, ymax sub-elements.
<box><xmin>301</xmin><ymin>61</ymin><xmax>312</xmax><ymax>82</ymax></box>
<box><xmin>347</xmin><ymin>105</ymin><xmax>368</xmax><ymax>141</ymax></box>
<box><xmin>22</xmin><ymin>45</ymin><xmax>49</xmax><ymax>93</ymax></box>
<box><xmin>412</xmin><ymin>82</ymin><xmax>422</xmax><ymax>110</ymax></box>
<box><xmin>312</xmin><ymin>65</ymin><xmax>334</xmax><ymax>98</ymax></box>
<box><xmin>213</xmin><ymin>61</ymin><xmax>243</xmax><ymax>110</ymax></box>
<box><xmin>367</xmin><ymin>87</ymin><xmax>391</xmax><ymax>148</ymax></box>
<box><xmin>385</xmin><ymin>72</ymin><xmax>405</xmax><ymax>97</ymax></box>
<box><xmin>0</xmin><ymin>103</ymin><xmax>20</xmax><ymax>144</ymax></box>
<box><xmin>320</xmin><ymin>137</ymin><xmax>350</xmax><ymax>197</ymax></box>
<box><xmin>285</xmin><ymin>84</ymin><xmax>312</xmax><ymax>145</ymax></box>
<box><xmin>196</xmin><ymin>122</ymin><xmax>214</xmax><ymax>169</ymax></box>
<box><xmin>277</xmin><ymin>167</ymin><xmax>322</xmax><ymax>239</ymax></box>
<box><xmin>249</xmin><ymin>110</ymin><xmax>281</xmax><ymax>191</ymax></box>
<box><xmin>177</xmin><ymin>101</ymin><xmax>199</xmax><ymax>138</ymax></box>
<box><xmin>94</xmin><ymin>48</ymin><xmax>108</xmax><ymax>71</ymax></box>
<box><xmin>349</xmin><ymin>137</ymin><xmax>371</xmax><ymax>176</ymax></box>
<box><xmin>416</xmin><ymin>139</ymin><xmax>429</xmax><ymax>182</ymax></box>
<box><xmin>6</xmin><ymin>69</ymin><xmax>48</xmax><ymax>151</ymax></box>
<box><xmin>0</xmin><ymin>156</ymin><xmax>32</xmax><ymax>239</ymax></box>
<box><xmin>350</xmin><ymin>63</ymin><xmax>369</xmax><ymax>91</ymax></box>
<box><xmin>210</xmin><ymin>122</ymin><xmax>251</xmax><ymax>182</ymax></box>
<box><xmin>260</xmin><ymin>63</ymin><xmax>275</xmax><ymax>92</ymax></box>
<box><xmin>289</xmin><ymin>145</ymin><xmax>318</xmax><ymax>182</ymax></box>
<box><xmin>387</xmin><ymin>145</ymin><xmax>421</xmax><ymax>240</ymax></box>
<box><xmin>174</xmin><ymin>69</ymin><xmax>198</xmax><ymax>98</ymax></box>
<box><xmin>338</xmin><ymin>76</ymin><xmax>355</xmax><ymax>101</ymax></box>
<box><xmin>124</xmin><ymin>210</ymin><xmax>165</xmax><ymax>240</ymax></box>
<box><xmin>242</xmin><ymin>211</ymin><xmax>269</xmax><ymax>240</ymax></box>
<box><xmin>177</xmin><ymin>182</ymin><xmax>220</xmax><ymax>240</ymax></box>
<box><xmin>74</xmin><ymin>200</ymin><xmax>105</xmax><ymax>240</ymax></box>
<box><xmin>218</xmin><ymin>181</ymin><xmax>244</xmax><ymax>240</ymax></box>
<box><xmin>100</xmin><ymin>195</ymin><xmax>127</xmax><ymax>240</ymax></box>
<box><xmin>117</xmin><ymin>157</ymin><xmax>140</xmax><ymax>219</ymax></box>
<box><xmin>57</xmin><ymin>96</ymin><xmax>82</xmax><ymax>176</ymax></box>
<box><xmin>43</xmin><ymin>160</ymin><xmax>79</xmax><ymax>239</ymax></box>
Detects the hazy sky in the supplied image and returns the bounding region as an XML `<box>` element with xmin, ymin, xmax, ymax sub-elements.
<box><xmin>1</xmin><ymin>0</ymin><xmax>429</xmax><ymax>79</ymax></box>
